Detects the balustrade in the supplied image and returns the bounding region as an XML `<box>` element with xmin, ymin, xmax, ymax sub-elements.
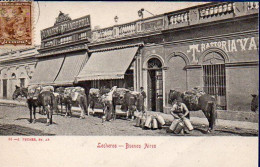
<box><xmin>168</xmin><ymin>12</ymin><xmax>189</xmax><ymax>25</ymax></box>
<box><xmin>118</xmin><ymin>23</ymin><xmax>136</xmax><ymax>36</ymax></box>
<box><xmin>247</xmin><ymin>2</ymin><xmax>259</xmax><ymax>10</ymax></box>
<box><xmin>199</xmin><ymin>2</ymin><xmax>235</xmax><ymax>19</ymax></box>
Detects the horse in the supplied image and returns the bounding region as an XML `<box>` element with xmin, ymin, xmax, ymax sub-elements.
<box><xmin>54</xmin><ymin>87</ymin><xmax>66</xmax><ymax>115</ymax></box>
<box><xmin>63</xmin><ymin>87</ymin><xmax>88</xmax><ymax>119</ymax></box>
<box><xmin>88</xmin><ymin>88</ymin><xmax>110</xmax><ymax>115</ymax></box>
<box><xmin>37</xmin><ymin>90</ymin><xmax>57</xmax><ymax>125</ymax></box>
<box><xmin>12</xmin><ymin>85</ymin><xmax>57</xmax><ymax>125</ymax></box>
<box><xmin>168</xmin><ymin>89</ymin><xmax>217</xmax><ymax>133</ymax></box>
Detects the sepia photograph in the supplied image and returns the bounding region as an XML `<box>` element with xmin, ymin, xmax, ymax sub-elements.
<box><xmin>0</xmin><ymin>1</ymin><xmax>258</xmax><ymax>167</ymax></box>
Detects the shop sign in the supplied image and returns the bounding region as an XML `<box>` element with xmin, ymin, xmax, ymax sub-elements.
<box><xmin>187</xmin><ymin>36</ymin><xmax>258</xmax><ymax>62</ymax></box>
<box><xmin>41</xmin><ymin>15</ymin><xmax>90</xmax><ymax>39</ymax></box>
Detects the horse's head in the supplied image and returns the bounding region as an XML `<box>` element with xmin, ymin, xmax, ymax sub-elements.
<box><xmin>168</xmin><ymin>89</ymin><xmax>182</xmax><ymax>105</ymax></box>
<box><xmin>12</xmin><ymin>86</ymin><xmax>28</xmax><ymax>100</ymax></box>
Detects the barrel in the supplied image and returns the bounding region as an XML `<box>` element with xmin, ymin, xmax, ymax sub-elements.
<box><xmin>174</xmin><ymin>122</ymin><xmax>184</xmax><ymax>134</ymax></box>
<box><xmin>169</xmin><ymin>119</ymin><xmax>180</xmax><ymax>131</ymax></box>
<box><xmin>152</xmin><ymin>118</ymin><xmax>158</xmax><ymax>129</ymax></box>
<box><xmin>156</xmin><ymin>114</ymin><xmax>165</xmax><ymax>126</ymax></box>
<box><xmin>145</xmin><ymin>116</ymin><xmax>152</xmax><ymax>128</ymax></box>
<box><xmin>140</xmin><ymin>116</ymin><xmax>146</xmax><ymax>128</ymax></box>
<box><xmin>183</xmin><ymin>118</ymin><xmax>194</xmax><ymax>131</ymax></box>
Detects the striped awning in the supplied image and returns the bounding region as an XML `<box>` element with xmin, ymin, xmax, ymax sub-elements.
<box><xmin>54</xmin><ymin>51</ymin><xmax>88</xmax><ymax>85</ymax></box>
<box><xmin>29</xmin><ymin>56</ymin><xmax>65</xmax><ymax>85</ymax></box>
<box><xmin>76</xmin><ymin>47</ymin><xmax>138</xmax><ymax>81</ymax></box>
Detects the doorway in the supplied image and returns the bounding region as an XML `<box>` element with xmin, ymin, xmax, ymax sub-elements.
<box><xmin>147</xmin><ymin>58</ymin><xmax>163</xmax><ymax>112</ymax></box>
<box><xmin>3</xmin><ymin>79</ymin><xmax>7</xmax><ymax>99</ymax></box>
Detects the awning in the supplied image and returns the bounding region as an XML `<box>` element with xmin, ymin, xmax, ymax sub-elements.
<box><xmin>29</xmin><ymin>56</ymin><xmax>65</xmax><ymax>85</ymax></box>
<box><xmin>76</xmin><ymin>47</ymin><xmax>138</xmax><ymax>81</ymax></box>
<box><xmin>54</xmin><ymin>51</ymin><xmax>88</xmax><ymax>85</ymax></box>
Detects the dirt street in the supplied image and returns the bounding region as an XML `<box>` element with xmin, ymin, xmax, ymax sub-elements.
<box><xmin>0</xmin><ymin>105</ymin><xmax>258</xmax><ymax>136</ymax></box>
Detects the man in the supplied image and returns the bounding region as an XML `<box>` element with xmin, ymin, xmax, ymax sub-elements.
<box><xmin>170</xmin><ymin>97</ymin><xmax>193</xmax><ymax>134</ymax></box>
<box><xmin>139</xmin><ymin>87</ymin><xmax>146</xmax><ymax>113</ymax></box>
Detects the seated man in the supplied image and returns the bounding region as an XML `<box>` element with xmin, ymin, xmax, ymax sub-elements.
<box><xmin>170</xmin><ymin>97</ymin><xmax>193</xmax><ymax>134</ymax></box>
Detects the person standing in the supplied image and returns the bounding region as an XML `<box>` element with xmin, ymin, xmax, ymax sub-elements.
<box><xmin>139</xmin><ymin>87</ymin><xmax>146</xmax><ymax>113</ymax></box>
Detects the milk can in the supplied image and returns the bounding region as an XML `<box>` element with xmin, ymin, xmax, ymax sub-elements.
<box><xmin>152</xmin><ymin>118</ymin><xmax>158</xmax><ymax>129</ymax></box>
<box><xmin>173</xmin><ymin>122</ymin><xmax>184</xmax><ymax>134</ymax></box>
<box><xmin>169</xmin><ymin>119</ymin><xmax>180</xmax><ymax>131</ymax></box>
<box><xmin>145</xmin><ymin>115</ymin><xmax>152</xmax><ymax>129</ymax></box>
<box><xmin>156</xmin><ymin>114</ymin><xmax>165</xmax><ymax>126</ymax></box>
<box><xmin>183</xmin><ymin>117</ymin><xmax>193</xmax><ymax>131</ymax></box>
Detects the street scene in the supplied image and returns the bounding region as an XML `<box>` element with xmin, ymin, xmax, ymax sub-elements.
<box><xmin>0</xmin><ymin>2</ymin><xmax>259</xmax><ymax>136</ymax></box>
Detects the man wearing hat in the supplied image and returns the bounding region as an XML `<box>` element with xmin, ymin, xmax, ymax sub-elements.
<box><xmin>170</xmin><ymin>97</ymin><xmax>193</xmax><ymax>134</ymax></box>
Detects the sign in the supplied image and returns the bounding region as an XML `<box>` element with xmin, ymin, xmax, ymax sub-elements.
<box><xmin>187</xmin><ymin>36</ymin><xmax>258</xmax><ymax>63</ymax></box>
<box><xmin>41</xmin><ymin>15</ymin><xmax>91</xmax><ymax>40</ymax></box>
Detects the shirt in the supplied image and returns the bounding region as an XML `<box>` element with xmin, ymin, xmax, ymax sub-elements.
<box><xmin>171</xmin><ymin>103</ymin><xmax>189</xmax><ymax>115</ymax></box>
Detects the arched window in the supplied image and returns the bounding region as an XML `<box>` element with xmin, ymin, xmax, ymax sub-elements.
<box><xmin>147</xmin><ymin>58</ymin><xmax>162</xmax><ymax>69</ymax></box>
<box><xmin>11</xmin><ymin>73</ymin><xmax>16</xmax><ymax>79</ymax></box>
<box><xmin>202</xmin><ymin>52</ymin><xmax>226</xmax><ymax>110</ymax></box>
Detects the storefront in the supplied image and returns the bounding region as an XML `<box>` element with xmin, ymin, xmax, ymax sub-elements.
<box><xmin>140</xmin><ymin>11</ymin><xmax>259</xmax><ymax>112</ymax></box>
<box><xmin>76</xmin><ymin>45</ymin><xmax>142</xmax><ymax>92</ymax></box>
<box><xmin>30</xmin><ymin>12</ymin><xmax>91</xmax><ymax>88</ymax></box>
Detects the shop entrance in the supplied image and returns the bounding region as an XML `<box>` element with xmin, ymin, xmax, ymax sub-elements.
<box><xmin>147</xmin><ymin>58</ymin><xmax>163</xmax><ymax>112</ymax></box>
<box><xmin>3</xmin><ymin>79</ymin><xmax>7</xmax><ymax>99</ymax></box>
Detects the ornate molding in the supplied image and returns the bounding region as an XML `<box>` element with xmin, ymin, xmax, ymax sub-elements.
<box><xmin>54</xmin><ymin>11</ymin><xmax>72</xmax><ymax>26</ymax></box>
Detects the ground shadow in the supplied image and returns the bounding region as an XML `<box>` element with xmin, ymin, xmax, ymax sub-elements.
<box><xmin>0</xmin><ymin>124</ymin><xmax>55</xmax><ymax>136</ymax></box>
<box><xmin>15</xmin><ymin>117</ymin><xmax>57</xmax><ymax>125</ymax></box>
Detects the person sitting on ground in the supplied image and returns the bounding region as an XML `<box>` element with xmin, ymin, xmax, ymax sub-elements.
<box><xmin>170</xmin><ymin>97</ymin><xmax>193</xmax><ymax>134</ymax></box>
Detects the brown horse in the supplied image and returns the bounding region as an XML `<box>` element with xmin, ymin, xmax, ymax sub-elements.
<box><xmin>38</xmin><ymin>91</ymin><xmax>57</xmax><ymax>125</ymax></box>
<box><xmin>168</xmin><ymin>89</ymin><xmax>217</xmax><ymax>132</ymax></box>
<box><xmin>13</xmin><ymin>86</ymin><xmax>57</xmax><ymax>125</ymax></box>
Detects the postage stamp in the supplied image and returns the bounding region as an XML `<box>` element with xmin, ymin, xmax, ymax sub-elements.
<box><xmin>0</xmin><ymin>1</ymin><xmax>33</xmax><ymax>47</ymax></box>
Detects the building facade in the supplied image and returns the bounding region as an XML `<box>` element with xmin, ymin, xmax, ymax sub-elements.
<box><xmin>82</xmin><ymin>2</ymin><xmax>259</xmax><ymax>112</ymax></box>
<box><xmin>31</xmin><ymin>12</ymin><xmax>91</xmax><ymax>89</ymax></box>
<box><xmin>0</xmin><ymin>47</ymin><xmax>38</xmax><ymax>99</ymax></box>
<box><xmin>2</xmin><ymin>2</ymin><xmax>258</xmax><ymax>114</ymax></box>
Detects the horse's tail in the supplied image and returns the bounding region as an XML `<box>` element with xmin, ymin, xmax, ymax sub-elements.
<box><xmin>208</xmin><ymin>101</ymin><xmax>217</xmax><ymax>129</ymax></box>
<box><xmin>51</xmin><ymin>93</ymin><xmax>58</xmax><ymax>112</ymax></box>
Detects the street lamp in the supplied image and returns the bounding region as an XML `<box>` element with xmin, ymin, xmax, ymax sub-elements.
<box><xmin>114</xmin><ymin>16</ymin><xmax>118</xmax><ymax>24</ymax></box>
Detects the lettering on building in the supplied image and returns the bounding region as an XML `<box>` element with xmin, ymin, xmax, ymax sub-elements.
<box><xmin>187</xmin><ymin>36</ymin><xmax>258</xmax><ymax>63</ymax></box>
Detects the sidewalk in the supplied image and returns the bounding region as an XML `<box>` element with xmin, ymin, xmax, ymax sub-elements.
<box><xmin>0</xmin><ymin>99</ymin><xmax>258</xmax><ymax>131</ymax></box>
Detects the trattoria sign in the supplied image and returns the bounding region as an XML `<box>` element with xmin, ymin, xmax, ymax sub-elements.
<box><xmin>41</xmin><ymin>15</ymin><xmax>90</xmax><ymax>40</ymax></box>
<box><xmin>187</xmin><ymin>36</ymin><xmax>258</xmax><ymax>62</ymax></box>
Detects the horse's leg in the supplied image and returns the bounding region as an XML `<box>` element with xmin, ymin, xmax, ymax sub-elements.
<box><xmin>113</xmin><ymin>103</ymin><xmax>116</xmax><ymax>120</ymax></box>
<box><xmin>79</xmin><ymin>101</ymin><xmax>85</xmax><ymax>119</ymax></box>
<box><xmin>50</xmin><ymin>106</ymin><xmax>53</xmax><ymax>124</ymax></box>
<box><xmin>33</xmin><ymin>106</ymin><xmax>36</xmax><ymax>123</ymax></box>
<box><xmin>209</xmin><ymin>102</ymin><xmax>217</xmax><ymax>131</ymax></box>
<box><xmin>60</xmin><ymin>99</ymin><xmax>63</xmax><ymax>115</ymax></box>
<box><xmin>69</xmin><ymin>103</ymin><xmax>72</xmax><ymax>117</ymax></box>
<box><xmin>28</xmin><ymin>103</ymin><xmax>32</xmax><ymax>123</ymax></box>
<box><xmin>46</xmin><ymin>106</ymin><xmax>50</xmax><ymax>126</ymax></box>
<box><xmin>65</xmin><ymin>103</ymin><xmax>68</xmax><ymax>117</ymax></box>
